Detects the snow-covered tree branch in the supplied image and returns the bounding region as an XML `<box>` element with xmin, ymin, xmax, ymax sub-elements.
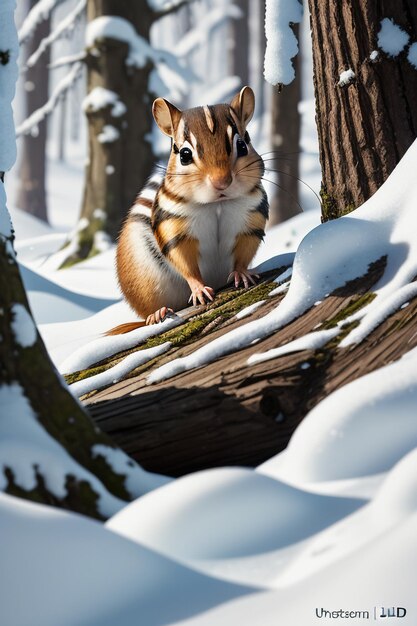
<box><xmin>24</xmin><ymin>0</ymin><xmax>86</xmax><ymax>69</ymax></box>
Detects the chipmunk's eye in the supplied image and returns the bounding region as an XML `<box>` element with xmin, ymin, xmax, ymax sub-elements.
<box><xmin>236</xmin><ymin>137</ymin><xmax>248</xmax><ymax>158</ymax></box>
<box><xmin>179</xmin><ymin>147</ymin><xmax>193</xmax><ymax>165</ymax></box>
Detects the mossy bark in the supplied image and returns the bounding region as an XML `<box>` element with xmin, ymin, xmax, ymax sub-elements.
<box><xmin>60</xmin><ymin>0</ymin><xmax>156</xmax><ymax>265</ymax></box>
<box><xmin>0</xmin><ymin>209</ymin><xmax>134</xmax><ymax>518</ymax></box>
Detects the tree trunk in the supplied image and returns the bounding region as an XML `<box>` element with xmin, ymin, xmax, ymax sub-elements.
<box><xmin>229</xmin><ymin>0</ymin><xmax>249</xmax><ymax>88</ymax></box>
<box><xmin>269</xmin><ymin>24</ymin><xmax>301</xmax><ymax>225</ymax></box>
<box><xmin>16</xmin><ymin>0</ymin><xmax>50</xmax><ymax>222</ymax></box>
<box><xmin>308</xmin><ymin>0</ymin><xmax>417</xmax><ymax>221</ymax></box>
<box><xmin>0</xmin><ymin>215</ymin><xmax>137</xmax><ymax>516</ymax></box>
<box><xmin>63</xmin><ymin>0</ymin><xmax>155</xmax><ymax>267</ymax></box>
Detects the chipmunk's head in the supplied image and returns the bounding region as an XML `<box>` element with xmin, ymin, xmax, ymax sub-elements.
<box><xmin>152</xmin><ymin>86</ymin><xmax>264</xmax><ymax>204</ymax></box>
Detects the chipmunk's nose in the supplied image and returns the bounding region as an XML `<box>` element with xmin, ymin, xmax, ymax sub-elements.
<box><xmin>210</xmin><ymin>172</ymin><xmax>232</xmax><ymax>190</ymax></box>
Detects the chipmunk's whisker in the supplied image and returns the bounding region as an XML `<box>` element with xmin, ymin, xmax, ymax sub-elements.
<box><xmin>240</xmin><ymin>173</ymin><xmax>305</xmax><ymax>214</ymax></box>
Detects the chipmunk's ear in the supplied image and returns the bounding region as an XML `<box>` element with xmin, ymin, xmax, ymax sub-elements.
<box><xmin>230</xmin><ymin>86</ymin><xmax>255</xmax><ymax>129</ymax></box>
<box><xmin>152</xmin><ymin>98</ymin><xmax>182</xmax><ymax>137</ymax></box>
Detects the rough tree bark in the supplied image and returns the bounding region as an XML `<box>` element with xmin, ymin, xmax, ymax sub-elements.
<box><xmin>308</xmin><ymin>1</ymin><xmax>417</xmax><ymax>221</ymax></box>
<box><xmin>16</xmin><ymin>0</ymin><xmax>50</xmax><ymax>222</ymax></box>
<box><xmin>269</xmin><ymin>24</ymin><xmax>301</xmax><ymax>225</ymax></box>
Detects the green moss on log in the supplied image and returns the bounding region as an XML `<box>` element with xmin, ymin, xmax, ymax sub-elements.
<box><xmin>64</xmin><ymin>278</ymin><xmax>281</xmax><ymax>388</ymax></box>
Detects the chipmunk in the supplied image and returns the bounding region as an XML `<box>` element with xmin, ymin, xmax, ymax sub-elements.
<box><xmin>108</xmin><ymin>86</ymin><xmax>268</xmax><ymax>335</ymax></box>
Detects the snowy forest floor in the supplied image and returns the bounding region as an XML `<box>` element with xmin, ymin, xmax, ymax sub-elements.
<box><xmin>5</xmin><ymin>93</ymin><xmax>417</xmax><ymax>625</ymax></box>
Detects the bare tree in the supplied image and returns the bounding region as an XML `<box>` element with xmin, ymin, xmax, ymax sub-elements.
<box><xmin>308</xmin><ymin>1</ymin><xmax>417</xmax><ymax>221</ymax></box>
<box><xmin>16</xmin><ymin>0</ymin><xmax>50</xmax><ymax>222</ymax></box>
<box><xmin>268</xmin><ymin>23</ymin><xmax>301</xmax><ymax>225</ymax></box>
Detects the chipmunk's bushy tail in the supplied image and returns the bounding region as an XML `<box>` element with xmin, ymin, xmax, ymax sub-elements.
<box><xmin>105</xmin><ymin>321</ymin><xmax>146</xmax><ymax>336</ymax></box>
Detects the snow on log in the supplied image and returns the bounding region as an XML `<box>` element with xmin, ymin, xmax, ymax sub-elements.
<box><xmin>15</xmin><ymin>62</ymin><xmax>83</xmax><ymax>137</ymax></box>
<box><xmin>264</xmin><ymin>0</ymin><xmax>303</xmax><ymax>86</ymax></box>
<box><xmin>25</xmin><ymin>0</ymin><xmax>86</xmax><ymax>69</ymax></box>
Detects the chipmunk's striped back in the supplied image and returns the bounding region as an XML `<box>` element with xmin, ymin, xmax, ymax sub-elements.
<box><xmin>113</xmin><ymin>86</ymin><xmax>269</xmax><ymax>331</ymax></box>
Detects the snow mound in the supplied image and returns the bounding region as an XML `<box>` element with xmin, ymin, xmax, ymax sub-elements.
<box><xmin>0</xmin><ymin>493</ymin><xmax>250</xmax><ymax>626</ymax></box>
<box><xmin>261</xmin><ymin>346</ymin><xmax>417</xmax><ymax>485</ymax></box>
<box><xmin>20</xmin><ymin>262</ymin><xmax>118</xmax><ymax>325</ymax></box>
<box><xmin>107</xmin><ymin>467</ymin><xmax>362</xmax><ymax>587</ymax></box>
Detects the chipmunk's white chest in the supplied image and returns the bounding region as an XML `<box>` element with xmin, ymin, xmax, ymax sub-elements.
<box><xmin>189</xmin><ymin>198</ymin><xmax>252</xmax><ymax>288</ymax></box>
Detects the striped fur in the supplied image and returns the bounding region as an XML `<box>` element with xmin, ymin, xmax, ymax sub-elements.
<box><xmin>116</xmin><ymin>87</ymin><xmax>269</xmax><ymax>324</ymax></box>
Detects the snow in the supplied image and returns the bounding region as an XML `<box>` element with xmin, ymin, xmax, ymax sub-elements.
<box><xmin>266</xmin><ymin>346</ymin><xmax>417</xmax><ymax>485</ymax></box>
<box><xmin>97</xmin><ymin>124</ymin><xmax>120</xmax><ymax>143</ymax></box>
<box><xmin>93</xmin><ymin>229</ymin><xmax>112</xmax><ymax>252</ymax></box>
<box><xmin>0</xmin><ymin>0</ymin><xmax>19</xmax><ymax>173</ymax></box>
<box><xmin>264</xmin><ymin>0</ymin><xmax>303</xmax><ymax>86</ymax></box>
<box><xmin>3</xmin><ymin>4</ymin><xmax>417</xmax><ymax>622</ymax></box>
<box><xmin>92</xmin><ymin>444</ymin><xmax>170</xmax><ymax>495</ymax></box>
<box><xmin>0</xmin><ymin>183</ymin><xmax>13</xmax><ymax>239</ymax></box>
<box><xmin>69</xmin><ymin>342</ymin><xmax>172</xmax><ymax>397</ymax></box>
<box><xmin>87</xmin><ymin>16</ymin><xmax>153</xmax><ymax>69</ymax></box>
<box><xmin>60</xmin><ymin>315</ymin><xmax>181</xmax><ymax>374</ymax></box>
<box><xmin>0</xmin><ymin>492</ymin><xmax>250</xmax><ymax>626</ymax></box>
<box><xmin>0</xmin><ymin>382</ymin><xmax>125</xmax><ymax>517</ymax></box>
<box><xmin>340</xmin><ymin>281</ymin><xmax>417</xmax><ymax>347</ymax></box>
<box><xmin>369</xmin><ymin>49</ymin><xmax>379</xmax><ymax>62</ymax></box>
<box><xmin>107</xmin><ymin>467</ymin><xmax>362</xmax><ymax>588</ymax></box>
<box><xmin>18</xmin><ymin>0</ymin><xmax>60</xmax><ymax>44</ymax></box>
<box><xmin>377</xmin><ymin>18</ymin><xmax>410</xmax><ymax>57</ymax></box>
<box><xmin>235</xmin><ymin>300</ymin><xmax>265</xmax><ymax>320</ymax></box>
<box><xmin>83</xmin><ymin>87</ymin><xmax>126</xmax><ymax>117</ymax></box>
<box><xmin>338</xmin><ymin>68</ymin><xmax>355</xmax><ymax>87</ymax></box>
<box><xmin>248</xmin><ymin>328</ymin><xmax>339</xmax><ymax>366</ymax></box>
<box><xmin>408</xmin><ymin>42</ymin><xmax>417</xmax><ymax>70</ymax></box>
<box><xmin>147</xmin><ymin>0</ymin><xmax>190</xmax><ymax>12</ymax></box>
<box><xmin>10</xmin><ymin>303</ymin><xmax>37</xmax><ymax>347</ymax></box>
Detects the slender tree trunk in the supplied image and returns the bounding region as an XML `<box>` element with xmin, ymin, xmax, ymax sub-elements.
<box><xmin>16</xmin><ymin>0</ymin><xmax>50</xmax><ymax>222</ymax></box>
<box><xmin>64</xmin><ymin>0</ymin><xmax>155</xmax><ymax>266</ymax></box>
<box><xmin>308</xmin><ymin>0</ymin><xmax>417</xmax><ymax>221</ymax></box>
<box><xmin>229</xmin><ymin>0</ymin><xmax>249</xmax><ymax>88</ymax></box>
<box><xmin>269</xmin><ymin>24</ymin><xmax>301</xmax><ymax>225</ymax></box>
<box><xmin>57</xmin><ymin>91</ymin><xmax>67</xmax><ymax>162</ymax></box>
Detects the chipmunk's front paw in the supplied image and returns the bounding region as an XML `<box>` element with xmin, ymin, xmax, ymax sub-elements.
<box><xmin>146</xmin><ymin>306</ymin><xmax>174</xmax><ymax>325</ymax></box>
<box><xmin>188</xmin><ymin>285</ymin><xmax>215</xmax><ymax>306</ymax></box>
<box><xmin>227</xmin><ymin>269</ymin><xmax>259</xmax><ymax>289</ymax></box>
